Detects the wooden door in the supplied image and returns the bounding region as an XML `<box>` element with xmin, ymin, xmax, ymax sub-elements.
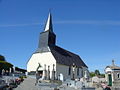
<box><xmin>108</xmin><ymin>74</ymin><xmax>112</xmax><ymax>86</ymax></box>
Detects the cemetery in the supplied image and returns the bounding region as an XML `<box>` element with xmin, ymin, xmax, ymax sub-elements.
<box><xmin>0</xmin><ymin>55</ymin><xmax>27</xmax><ymax>89</ymax></box>
<box><xmin>0</xmin><ymin>4</ymin><xmax>120</xmax><ymax>89</ymax></box>
<box><xmin>1</xmin><ymin>12</ymin><xmax>120</xmax><ymax>90</ymax></box>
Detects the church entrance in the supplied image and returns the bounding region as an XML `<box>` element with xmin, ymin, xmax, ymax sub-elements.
<box><xmin>38</xmin><ymin>71</ymin><xmax>43</xmax><ymax>78</ymax></box>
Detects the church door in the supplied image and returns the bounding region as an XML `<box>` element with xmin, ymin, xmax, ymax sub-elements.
<box><xmin>38</xmin><ymin>71</ymin><xmax>43</xmax><ymax>78</ymax></box>
<box><xmin>108</xmin><ymin>74</ymin><xmax>112</xmax><ymax>86</ymax></box>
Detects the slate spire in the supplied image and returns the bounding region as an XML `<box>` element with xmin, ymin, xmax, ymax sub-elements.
<box><xmin>37</xmin><ymin>12</ymin><xmax>56</xmax><ymax>52</ymax></box>
<box><xmin>44</xmin><ymin>12</ymin><xmax>53</xmax><ymax>32</ymax></box>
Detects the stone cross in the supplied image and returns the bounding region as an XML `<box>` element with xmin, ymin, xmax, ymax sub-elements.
<box><xmin>44</xmin><ymin>64</ymin><xmax>47</xmax><ymax>80</ymax></box>
<box><xmin>52</xmin><ymin>64</ymin><xmax>55</xmax><ymax>80</ymax></box>
<box><xmin>36</xmin><ymin>63</ymin><xmax>41</xmax><ymax>73</ymax></box>
<box><xmin>48</xmin><ymin>66</ymin><xmax>50</xmax><ymax>80</ymax></box>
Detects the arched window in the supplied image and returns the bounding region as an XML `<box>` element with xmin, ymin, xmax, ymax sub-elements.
<box><xmin>68</xmin><ymin>66</ymin><xmax>71</xmax><ymax>75</ymax></box>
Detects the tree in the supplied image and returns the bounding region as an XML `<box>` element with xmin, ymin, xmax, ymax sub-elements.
<box><xmin>100</xmin><ymin>74</ymin><xmax>105</xmax><ymax>78</ymax></box>
<box><xmin>95</xmin><ymin>70</ymin><xmax>100</xmax><ymax>76</ymax></box>
<box><xmin>90</xmin><ymin>70</ymin><xmax>105</xmax><ymax>78</ymax></box>
<box><xmin>0</xmin><ymin>55</ymin><xmax>13</xmax><ymax>75</ymax></box>
<box><xmin>0</xmin><ymin>61</ymin><xmax>13</xmax><ymax>69</ymax></box>
<box><xmin>0</xmin><ymin>61</ymin><xmax>13</xmax><ymax>75</ymax></box>
<box><xmin>0</xmin><ymin>55</ymin><xmax>6</xmax><ymax>61</ymax></box>
<box><xmin>90</xmin><ymin>72</ymin><xmax>96</xmax><ymax>77</ymax></box>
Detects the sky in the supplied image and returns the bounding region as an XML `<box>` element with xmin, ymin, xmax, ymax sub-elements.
<box><xmin>0</xmin><ymin>0</ymin><xmax>120</xmax><ymax>73</ymax></box>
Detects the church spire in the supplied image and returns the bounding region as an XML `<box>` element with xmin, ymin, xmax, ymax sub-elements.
<box><xmin>44</xmin><ymin>12</ymin><xmax>53</xmax><ymax>32</ymax></box>
<box><xmin>37</xmin><ymin>12</ymin><xmax>56</xmax><ymax>52</ymax></box>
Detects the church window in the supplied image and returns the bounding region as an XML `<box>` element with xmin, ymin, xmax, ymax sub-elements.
<box><xmin>117</xmin><ymin>73</ymin><xmax>120</xmax><ymax>78</ymax></box>
<box><xmin>68</xmin><ymin>66</ymin><xmax>71</xmax><ymax>75</ymax></box>
<box><xmin>77</xmin><ymin>68</ymin><xmax>79</xmax><ymax>76</ymax></box>
<box><xmin>81</xmin><ymin>69</ymin><xmax>84</xmax><ymax>77</ymax></box>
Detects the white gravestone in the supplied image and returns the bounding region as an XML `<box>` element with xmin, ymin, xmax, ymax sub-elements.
<box><xmin>59</xmin><ymin>73</ymin><xmax>64</xmax><ymax>82</ymax></box>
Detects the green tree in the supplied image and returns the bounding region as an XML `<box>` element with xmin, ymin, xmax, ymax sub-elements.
<box><xmin>100</xmin><ymin>73</ymin><xmax>105</xmax><ymax>78</ymax></box>
<box><xmin>95</xmin><ymin>70</ymin><xmax>100</xmax><ymax>76</ymax></box>
<box><xmin>90</xmin><ymin>72</ymin><xmax>95</xmax><ymax>77</ymax></box>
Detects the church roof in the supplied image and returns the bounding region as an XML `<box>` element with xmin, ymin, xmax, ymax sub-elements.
<box><xmin>50</xmin><ymin>45</ymin><xmax>88</xmax><ymax>68</ymax></box>
<box><xmin>106</xmin><ymin>65</ymin><xmax>120</xmax><ymax>70</ymax></box>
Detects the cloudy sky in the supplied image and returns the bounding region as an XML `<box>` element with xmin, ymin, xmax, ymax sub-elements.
<box><xmin>0</xmin><ymin>0</ymin><xmax>120</xmax><ymax>73</ymax></box>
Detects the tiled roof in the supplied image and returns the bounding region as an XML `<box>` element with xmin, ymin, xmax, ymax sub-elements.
<box><xmin>106</xmin><ymin>65</ymin><xmax>120</xmax><ymax>70</ymax></box>
<box><xmin>50</xmin><ymin>45</ymin><xmax>88</xmax><ymax>68</ymax></box>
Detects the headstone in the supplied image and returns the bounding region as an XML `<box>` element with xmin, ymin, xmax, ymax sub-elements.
<box><xmin>2</xmin><ymin>69</ymin><xmax>5</xmax><ymax>75</ymax></box>
<box><xmin>44</xmin><ymin>70</ymin><xmax>47</xmax><ymax>80</ymax></box>
<box><xmin>59</xmin><ymin>73</ymin><xmax>64</xmax><ymax>82</ymax></box>
<box><xmin>76</xmin><ymin>81</ymin><xmax>83</xmax><ymax>88</ymax></box>
<box><xmin>9</xmin><ymin>68</ymin><xmax>12</xmax><ymax>73</ymax></box>
<box><xmin>13</xmin><ymin>66</ymin><xmax>15</xmax><ymax>73</ymax></box>
<box><xmin>43</xmin><ymin>64</ymin><xmax>47</xmax><ymax>80</ymax></box>
<box><xmin>12</xmin><ymin>74</ymin><xmax>14</xmax><ymax>77</ymax></box>
<box><xmin>92</xmin><ymin>76</ymin><xmax>100</xmax><ymax>83</ymax></box>
<box><xmin>84</xmin><ymin>71</ymin><xmax>88</xmax><ymax>79</ymax></box>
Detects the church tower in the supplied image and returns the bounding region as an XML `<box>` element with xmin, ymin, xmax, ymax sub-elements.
<box><xmin>37</xmin><ymin>13</ymin><xmax>56</xmax><ymax>53</ymax></box>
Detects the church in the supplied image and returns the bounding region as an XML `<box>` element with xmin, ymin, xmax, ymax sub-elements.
<box><xmin>27</xmin><ymin>13</ymin><xmax>89</xmax><ymax>80</ymax></box>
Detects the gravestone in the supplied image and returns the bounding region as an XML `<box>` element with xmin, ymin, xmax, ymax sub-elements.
<box><xmin>59</xmin><ymin>73</ymin><xmax>64</xmax><ymax>82</ymax></box>
<box><xmin>92</xmin><ymin>76</ymin><xmax>100</xmax><ymax>83</ymax></box>
<box><xmin>76</xmin><ymin>81</ymin><xmax>83</xmax><ymax>88</ymax></box>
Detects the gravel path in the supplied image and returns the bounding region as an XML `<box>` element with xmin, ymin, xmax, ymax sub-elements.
<box><xmin>15</xmin><ymin>77</ymin><xmax>39</xmax><ymax>90</ymax></box>
<box><xmin>15</xmin><ymin>76</ymin><xmax>55</xmax><ymax>90</ymax></box>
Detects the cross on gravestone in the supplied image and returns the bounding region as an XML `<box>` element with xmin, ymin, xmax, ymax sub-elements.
<box><xmin>47</xmin><ymin>66</ymin><xmax>50</xmax><ymax>80</ymax></box>
<box><xmin>36</xmin><ymin>63</ymin><xmax>42</xmax><ymax>72</ymax></box>
<box><xmin>44</xmin><ymin>64</ymin><xmax>47</xmax><ymax>80</ymax></box>
<box><xmin>52</xmin><ymin>64</ymin><xmax>55</xmax><ymax>80</ymax></box>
